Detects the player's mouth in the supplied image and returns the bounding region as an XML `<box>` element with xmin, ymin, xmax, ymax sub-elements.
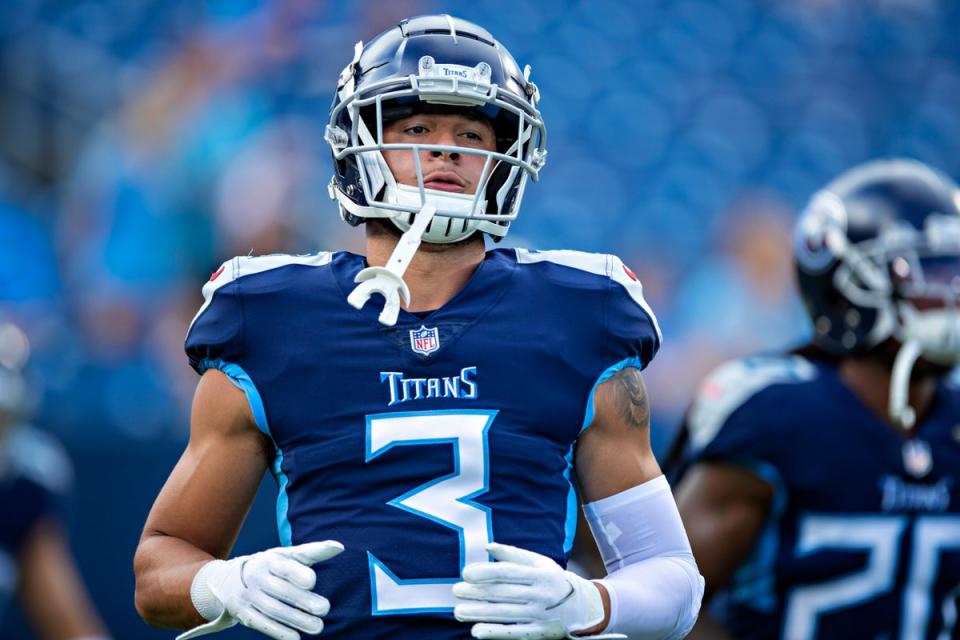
<box><xmin>424</xmin><ymin>172</ymin><xmax>467</xmax><ymax>193</ymax></box>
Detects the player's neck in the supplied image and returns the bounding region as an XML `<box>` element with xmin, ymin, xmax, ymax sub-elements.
<box><xmin>364</xmin><ymin>223</ymin><xmax>486</xmax><ymax>313</ymax></box>
<box><xmin>838</xmin><ymin>354</ymin><xmax>938</xmax><ymax>435</ymax></box>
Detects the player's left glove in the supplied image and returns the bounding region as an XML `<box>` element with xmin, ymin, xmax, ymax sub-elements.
<box><xmin>453</xmin><ymin>543</ymin><xmax>626</xmax><ymax>640</ymax></box>
<box><xmin>176</xmin><ymin>540</ymin><xmax>343</xmax><ymax>640</ymax></box>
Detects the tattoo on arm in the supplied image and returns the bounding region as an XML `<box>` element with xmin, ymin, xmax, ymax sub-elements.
<box><xmin>609</xmin><ymin>368</ymin><xmax>650</xmax><ymax>429</ymax></box>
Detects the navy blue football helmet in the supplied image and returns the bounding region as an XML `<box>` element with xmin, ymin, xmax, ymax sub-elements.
<box><xmin>795</xmin><ymin>158</ymin><xmax>960</xmax><ymax>425</ymax></box>
<box><xmin>325</xmin><ymin>14</ymin><xmax>547</xmax><ymax>244</ymax></box>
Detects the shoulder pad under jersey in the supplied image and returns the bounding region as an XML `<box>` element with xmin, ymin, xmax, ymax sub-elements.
<box><xmin>4</xmin><ymin>425</ymin><xmax>73</xmax><ymax>493</ymax></box>
<box><xmin>185</xmin><ymin>253</ymin><xmax>333</xmax><ymax>373</ymax></box>
<box><xmin>687</xmin><ymin>355</ymin><xmax>818</xmax><ymax>453</ymax></box>
<box><xmin>190</xmin><ymin>253</ymin><xmax>334</xmax><ymax>329</ymax></box>
<box><xmin>515</xmin><ymin>248</ymin><xmax>662</xmax><ymax>347</ymax></box>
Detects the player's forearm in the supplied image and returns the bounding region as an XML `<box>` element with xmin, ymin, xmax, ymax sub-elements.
<box><xmin>584</xmin><ymin>475</ymin><xmax>705</xmax><ymax>638</ymax></box>
<box><xmin>133</xmin><ymin>533</ymin><xmax>215</xmax><ymax>629</ymax></box>
<box><xmin>598</xmin><ymin>554</ymin><xmax>703</xmax><ymax>639</ymax></box>
<box><xmin>19</xmin><ymin>520</ymin><xmax>112</xmax><ymax>640</ymax></box>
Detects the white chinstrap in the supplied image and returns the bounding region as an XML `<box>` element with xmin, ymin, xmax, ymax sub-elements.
<box><xmin>347</xmin><ymin>204</ymin><xmax>438</xmax><ymax>326</ymax></box>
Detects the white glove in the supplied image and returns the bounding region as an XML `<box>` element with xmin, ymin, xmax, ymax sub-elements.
<box><xmin>177</xmin><ymin>540</ymin><xmax>344</xmax><ymax>640</ymax></box>
<box><xmin>453</xmin><ymin>543</ymin><xmax>626</xmax><ymax>640</ymax></box>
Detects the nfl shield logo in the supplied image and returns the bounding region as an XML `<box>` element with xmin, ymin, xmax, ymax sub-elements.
<box><xmin>902</xmin><ymin>439</ymin><xmax>932</xmax><ymax>478</ymax></box>
<box><xmin>409</xmin><ymin>325</ymin><xmax>440</xmax><ymax>356</ymax></box>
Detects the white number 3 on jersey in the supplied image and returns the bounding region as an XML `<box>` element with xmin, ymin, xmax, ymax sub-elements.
<box><xmin>365</xmin><ymin>410</ymin><xmax>498</xmax><ymax>614</ymax></box>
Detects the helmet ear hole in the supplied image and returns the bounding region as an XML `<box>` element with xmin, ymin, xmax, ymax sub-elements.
<box><xmin>888</xmin><ymin>257</ymin><xmax>915</xmax><ymax>302</ymax></box>
<box><xmin>890</xmin><ymin>256</ymin><xmax>912</xmax><ymax>283</ymax></box>
<box><xmin>484</xmin><ymin>162</ymin><xmax>515</xmax><ymax>215</ymax></box>
<box><xmin>490</xmin><ymin>110</ymin><xmax>520</xmax><ymax>154</ymax></box>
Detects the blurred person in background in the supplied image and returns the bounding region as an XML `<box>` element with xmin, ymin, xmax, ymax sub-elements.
<box><xmin>134</xmin><ymin>14</ymin><xmax>702</xmax><ymax>640</ymax></box>
<box><xmin>668</xmin><ymin>158</ymin><xmax>960</xmax><ymax>639</ymax></box>
<box><xmin>0</xmin><ymin>321</ymin><xmax>110</xmax><ymax>640</ymax></box>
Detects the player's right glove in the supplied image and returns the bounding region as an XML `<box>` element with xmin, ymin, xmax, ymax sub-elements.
<box><xmin>176</xmin><ymin>540</ymin><xmax>344</xmax><ymax>640</ymax></box>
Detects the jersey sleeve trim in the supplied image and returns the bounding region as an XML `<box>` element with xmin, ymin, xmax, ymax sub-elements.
<box><xmin>722</xmin><ymin>457</ymin><xmax>787</xmax><ymax>612</ymax></box>
<box><xmin>198</xmin><ymin>358</ymin><xmax>270</xmax><ymax>436</ymax></box>
<box><xmin>721</xmin><ymin>456</ymin><xmax>788</xmax><ymax>516</ymax></box>
<box><xmin>562</xmin><ymin>444</ymin><xmax>577</xmax><ymax>557</ymax></box>
<box><xmin>579</xmin><ymin>356</ymin><xmax>646</xmax><ymax>435</ymax></box>
<box><xmin>197</xmin><ymin>358</ymin><xmax>293</xmax><ymax>547</ymax></box>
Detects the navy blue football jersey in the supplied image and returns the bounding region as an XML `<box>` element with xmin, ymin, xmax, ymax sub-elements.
<box><xmin>679</xmin><ymin>355</ymin><xmax>960</xmax><ymax>640</ymax></box>
<box><xmin>0</xmin><ymin>426</ymin><xmax>72</xmax><ymax>621</ymax></box>
<box><xmin>185</xmin><ymin>248</ymin><xmax>660</xmax><ymax>639</ymax></box>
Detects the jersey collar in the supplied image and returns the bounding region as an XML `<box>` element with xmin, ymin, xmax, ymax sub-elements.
<box><xmin>330</xmin><ymin>249</ymin><xmax>518</xmax><ymax>359</ymax></box>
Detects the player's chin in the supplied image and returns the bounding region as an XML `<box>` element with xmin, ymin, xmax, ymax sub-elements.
<box><xmin>419</xmin><ymin>232</ymin><xmax>485</xmax><ymax>252</ymax></box>
<box><xmin>365</xmin><ymin>218</ymin><xmax>403</xmax><ymax>239</ymax></box>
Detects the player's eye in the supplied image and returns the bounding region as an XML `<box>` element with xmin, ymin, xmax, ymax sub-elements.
<box><xmin>404</xmin><ymin>125</ymin><xmax>429</xmax><ymax>135</ymax></box>
<box><xmin>460</xmin><ymin>130</ymin><xmax>484</xmax><ymax>143</ymax></box>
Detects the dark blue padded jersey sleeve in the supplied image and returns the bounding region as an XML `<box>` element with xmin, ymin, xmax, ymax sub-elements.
<box><xmin>184</xmin><ymin>253</ymin><xmax>336</xmax><ymax>375</ymax></box>
<box><xmin>680</xmin><ymin>356</ymin><xmax>819</xmax><ymax>477</ymax></box>
<box><xmin>185</xmin><ymin>268</ymin><xmax>244</xmax><ymax>374</ymax></box>
<box><xmin>695</xmin><ymin>398</ymin><xmax>778</xmax><ymax>467</ymax></box>
<box><xmin>604</xmin><ymin>254</ymin><xmax>662</xmax><ymax>370</ymax></box>
<box><xmin>512</xmin><ymin>250</ymin><xmax>661</xmax><ymax>373</ymax></box>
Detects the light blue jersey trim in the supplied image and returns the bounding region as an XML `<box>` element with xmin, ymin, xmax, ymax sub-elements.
<box><xmin>200</xmin><ymin>359</ymin><xmax>269</xmax><ymax>434</ymax></box>
<box><xmin>199</xmin><ymin>358</ymin><xmax>293</xmax><ymax>547</ymax></box>
<box><xmin>562</xmin><ymin>444</ymin><xmax>577</xmax><ymax>556</ymax></box>
<box><xmin>729</xmin><ymin>458</ymin><xmax>787</xmax><ymax>612</ymax></box>
<box><xmin>580</xmin><ymin>357</ymin><xmax>646</xmax><ymax>433</ymax></box>
<box><xmin>565</xmin><ymin>357</ymin><xmax>644</xmax><ymax>557</ymax></box>
<box><xmin>271</xmin><ymin>452</ymin><xmax>293</xmax><ymax>547</ymax></box>
<box><xmin>367</xmin><ymin>553</ymin><xmax>459</xmax><ymax>615</ymax></box>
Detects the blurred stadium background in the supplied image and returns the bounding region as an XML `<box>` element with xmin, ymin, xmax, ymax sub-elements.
<box><xmin>1</xmin><ymin>0</ymin><xmax>958</xmax><ymax>637</ymax></box>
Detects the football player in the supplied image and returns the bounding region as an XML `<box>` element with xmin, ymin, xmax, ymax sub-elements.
<box><xmin>670</xmin><ymin>158</ymin><xmax>960</xmax><ymax>639</ymax></box>
<box><xmin>0</xmin><ymin>323</ymin><xmax>111</xmax><ymax>640</ymax></box>
<box><xmin>134</xmin><ymin>14</ymin><xmax>703</xmax><ymax>640</ymax></box>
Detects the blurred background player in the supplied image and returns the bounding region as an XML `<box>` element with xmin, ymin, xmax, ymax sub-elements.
<box><xmin>668</xmin><ymin>158</ymin><xmax>960</xmax><ymax>639</ymax></box>
<box><xmin>134</xmin><ymin>14</ymin><xmax>702</xmax><ymax>640</ymax></box>
<box><xmin>0</xmin><ymin>320</ymin><xmax>111</xmax><ymax>640</ymax></box>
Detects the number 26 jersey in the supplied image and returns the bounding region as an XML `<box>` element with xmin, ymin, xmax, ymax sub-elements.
<box><xmin>680</xmin><ymin>355</ymin><xmax>960</xmax><ymax>640</ymax></box>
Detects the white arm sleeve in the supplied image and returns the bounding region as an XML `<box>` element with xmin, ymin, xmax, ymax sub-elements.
<box><xmin>584</xmin><ymin>475</ymin><xmax>704</xmax><ymax>640</ymax></box>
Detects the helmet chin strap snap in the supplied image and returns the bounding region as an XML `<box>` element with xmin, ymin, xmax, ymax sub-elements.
<box><xmin>347</xmin><ymin>204</ymin><xmax>437</xmax><ymax>326</ymax></box>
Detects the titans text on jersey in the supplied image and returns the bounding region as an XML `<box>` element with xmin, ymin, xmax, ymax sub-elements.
<box><xmin>679</xmin><ymin>355</ymin><xmax>960</xmax><ymax>640</ymax></box>
<box><xmin>184</xmin><ymin>247</ymin><xmax>660</xmax><ymax>639</ymax></box>
<box><xmin>380</xmin><ymin>367</ymin><xmax>478</xmax><ymax>406</ymax></box>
